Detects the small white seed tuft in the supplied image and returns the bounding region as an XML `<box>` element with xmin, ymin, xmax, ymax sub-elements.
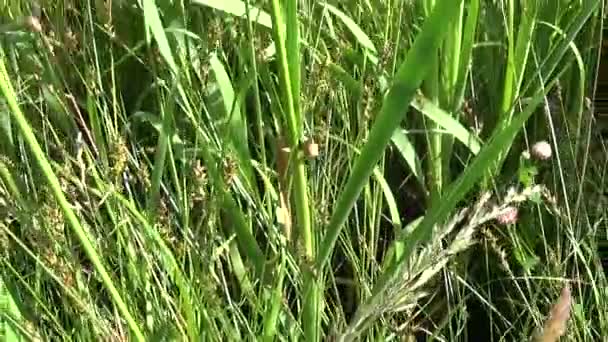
<box><xmin>530</xmin><ymin>141</ymin><xmax>552</xmax><ymax>161</ymax></box>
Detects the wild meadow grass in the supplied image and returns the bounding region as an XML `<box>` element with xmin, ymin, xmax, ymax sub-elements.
<box><xmin>0</xmin><ymin>0</ymin><xmax>607</xmax><ymax>341</ymax></box>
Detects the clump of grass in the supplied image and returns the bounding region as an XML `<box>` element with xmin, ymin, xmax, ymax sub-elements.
<box><xmin>0</xmin><ymin>0</ymin><xmax>606</xmax><ymax>341</ymax></box>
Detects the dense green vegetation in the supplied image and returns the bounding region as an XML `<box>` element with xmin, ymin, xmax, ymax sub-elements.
<box><xmin>1</xmin><ymin>0</ymin><xmax>607</xmax><ymax>341</ymax></box>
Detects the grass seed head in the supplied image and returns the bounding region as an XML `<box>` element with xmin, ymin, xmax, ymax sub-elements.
<box><xmin>497</xmin><ymin>206</ymin><xmax>518</xmax><ymax>225</ymax></box>
<box><xmin>24</xmin><ymin>16</ymin><xmax>43</xmax><ymax>33</ymax></box>
<box><xmin>531</xmin><ymin>141</ymin><xmax>552</xmax><ymax>161</ymax></box>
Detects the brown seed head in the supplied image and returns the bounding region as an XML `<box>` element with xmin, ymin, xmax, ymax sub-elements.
<box><xmin>303</xmin><ymin>138</ymin><xmax>319</xmax><ymax>159</ymax></box>
<box><xmin>24</xmin><ymin>16</ymin><xmax>42</xmax><ymax>33</ymax></box>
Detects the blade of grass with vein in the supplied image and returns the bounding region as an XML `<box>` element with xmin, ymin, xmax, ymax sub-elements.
<box><xmin>141</xmin><ymin>1</ymin><xmax>180</xmax><ymax>215</ymax></box>
<box><xmin>453</xmin><ymin>0</ymin><xmax>480</xmax><ymax>108</ymax></box>
<box><xmin>421</xmin><ymin>0</ymin><xmax>442</xmax><ymax>204</ymax></box>
<box><xmin>500</xmin><ymin>2</ymin><xmax>536</xmax><ymax>123</ymax></box>
<box><xmin>316</xmin><ymin>0</ymin><xmax>464</xmax><ymax>270</ymax></box>
<box><xmin>0</xmin><ymin>102</ymin><xmax>14</xmax><ymax>161</ymax></box>
<box><xmin>440</xmin><ymin>0</ymin><xmax>479</xmax><ymax>190</ymax></box>
<box><xmin>0</xmin><ymin>53</ymin><xmax>146</xmax><ymax>342</ymax></box>
<box><xmin>286</xmin><ymin>0</ymin><xmax>301</xmax><ymax>129</ymax></box>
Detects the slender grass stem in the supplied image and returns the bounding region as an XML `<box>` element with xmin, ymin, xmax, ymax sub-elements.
<box><xmin>269</xmin><ymin>0</ymin><xmax>317</xmax><ymax>338</ymax></box>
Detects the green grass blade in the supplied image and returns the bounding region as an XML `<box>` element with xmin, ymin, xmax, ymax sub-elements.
<box><xmin>286</xmin><ymin>0</ymin><xmax>301</xmax><ymax>128</ymax></box>
<box><xmin>208</xmin><ymin>53</ymin><xmax>256</xmax><ymax>187</ymax></box>
<box><xmin>0</xmin><ymin>276</ymin><xmax>25</xmax><ymax>342</ymax></box>
<box><xmin>268</xmin><ymin>0</ymin><xmax>316</xmax><ymax>339</ymax></box>
<box><xmin>453</xmin><ymin>0</ymin><xmax>480</xmax><ymax>106</ymax></box>
<box><xmin>412</xmin><ymin>93</ymin><xmax>482</xmax><ymax>154</ymax></box>
<box><xmin>500</xmin><ymin>2</ymin><xmax>537</xmax><ymax>124</ymax></box>
<box><xmin>192</xmin><ymin>0</ymin><xmax>273</xmax><ymax>29</ymax></box>
<box><xmin>323</xmin><ymin>3</ymin><xmax>378</xmax><ymax>55</ymax></box>
<box><xmin>390</xmin><ymin>129</ymin><xmax>424</xmax><ymax>185</ymax></box>
<box><xmin>142</xmin><ymin>0</ymin><xmax>178</xmax><ymax>75</ymax></box>
<box><xmin>147</xmin><ymin>89</ymin><xmax>175</xmax><ymax>214</ymax></box>
<box><xmin>316</xmin><ymin>0</ymin><xmax>465</xmax><ymax>270</ymax></box>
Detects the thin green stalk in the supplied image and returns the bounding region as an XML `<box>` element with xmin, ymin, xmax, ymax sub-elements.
<box><xmin>422</xmin><ymin>0</ymin><xmax>443</xmax><ymax>204</ymax></box>
<box><xmin>269</xmin><ymin>0</ymin><xmax>317</xmax><ymax>339</ymax></box>
<box><xmin>500</xmin><ymin>1</ymin><xmax>537</xmax><ymax>123</ymax></box>
<box><xmin>147</xmin><ymin>76</ymin><xmax>174</xmax><ymax>216</ymax></box>
<box><xmin>262</xmin><ymin>252</ymin><xmax>286</xmax><ymax>341</ymax></box>
<box><xmin>0</xmin><ymin>53</ymin><xmax>146</xmax><ymax>342</ymax></box>
<box><xmin>501</xmin><ymin>0</ymin><xmax>516</xmax><ymax>121</ymax></box>
<box><xmin>439</xmin><ymin>1</ymin><xmax>465</xmax><ymax>188</ymax></box>
<box><xmin>286</xmin><ymin>0</ymin><xmax>302</xmax><ymax>129</ymax></box>
<box><xmin>244</xmin><ymin>0</ymin><xmax>268</xmax><ymax>177</ymax></box>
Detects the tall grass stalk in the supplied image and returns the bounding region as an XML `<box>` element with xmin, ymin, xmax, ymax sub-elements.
<box><xmin>268</xmin><ymin>0</ymin><xmax>317</xmax><ymax>339</ymax></box>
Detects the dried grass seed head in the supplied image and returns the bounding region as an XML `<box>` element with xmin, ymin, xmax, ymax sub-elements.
<box><xmin>496</xmin><ymin>206</ymin><xmax>519</xmax><ymax>225</ymax></box>
<box><xmin>531</xmin><ymin>141</ymin><xmax>552</xmax><ymax>161</ymax></box>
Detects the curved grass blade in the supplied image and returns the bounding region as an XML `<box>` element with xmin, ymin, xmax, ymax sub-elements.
<box><xmin>142</xmin><ymin>0</ymin><xmax>178</xmax><ymax>75</ymax></box>
<box><xmin>208</xmin><ymin>53</ymin><xmax>256</xmax><ymax>188</ymax></box>
<box><xmin>323</xmin><ymin>3</ymin><xmax>377</xmax><ymax>55</ymax></box>
<box><xmin>390</xmin><ymin>128</ymin><xmax>424</xmax><ymax>185</ymax></box>
<box><xmin>412</xmin><ymin>93</ymin><xmax>482</xmax><ymax>154</ymax></box>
